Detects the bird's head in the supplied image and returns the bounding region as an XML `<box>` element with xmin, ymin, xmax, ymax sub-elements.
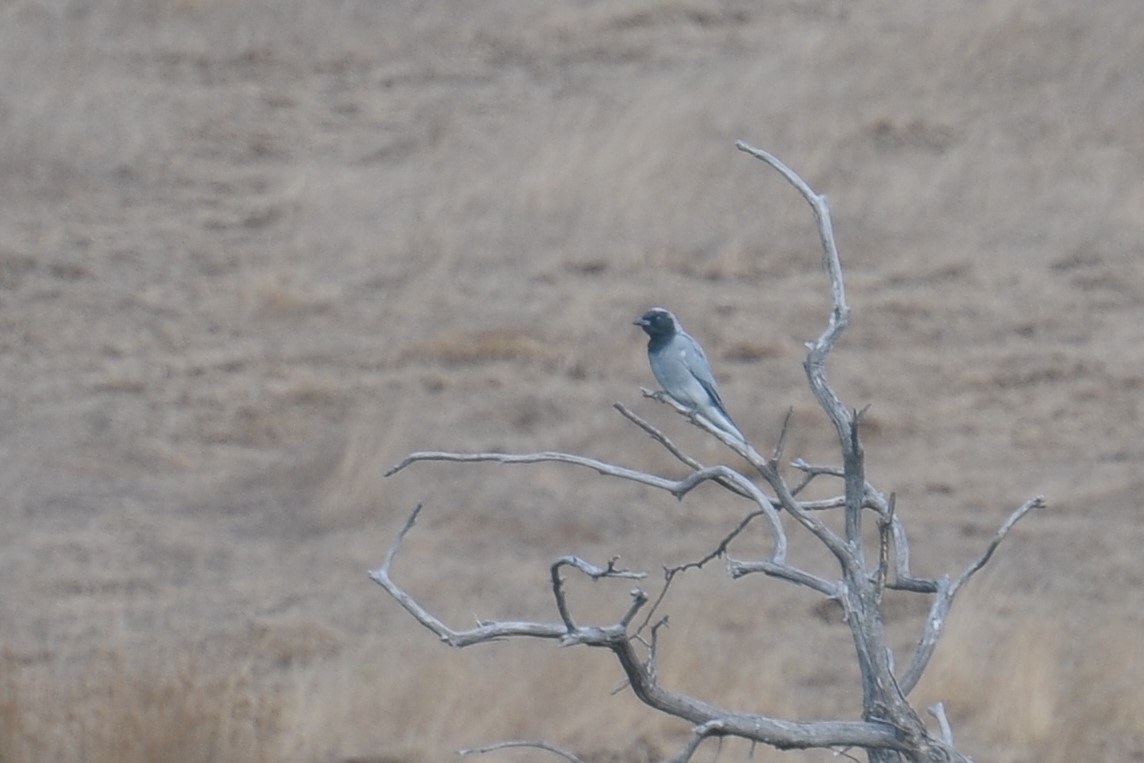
<box><xmin>633</xmin><ymin>307</ymin><xmax>679</xmax><ymax>339</ymax></box>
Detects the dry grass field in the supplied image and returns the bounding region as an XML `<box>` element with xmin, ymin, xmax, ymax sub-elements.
<box><xmin>2</xmin><ymin>0</ymin><xmax>1143</xmax><ymax>761</ymax></box>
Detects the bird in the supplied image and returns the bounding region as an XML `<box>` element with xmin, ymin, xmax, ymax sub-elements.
<box><xmin>633</xmin><ymin>307</ymin><xmax>745</xmax><ymax>443</ymax></box>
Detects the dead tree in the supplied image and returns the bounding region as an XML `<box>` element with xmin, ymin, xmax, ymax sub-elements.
<box><xmin>372</xmin><ymin>142</ymin><xmax>1043</xmax><ymax>763</ymax></box>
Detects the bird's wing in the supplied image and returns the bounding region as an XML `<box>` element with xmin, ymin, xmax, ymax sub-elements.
<box><xmin>680</xmin><ymin>333</ymin><xmax>729</xmax><ymax>412</ymax></box>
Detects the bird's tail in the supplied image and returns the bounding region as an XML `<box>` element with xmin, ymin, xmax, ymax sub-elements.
<box><xmin>705</xmin><ymin>404</ymin><xmax>746</xmax><ymax>443</ymax></box>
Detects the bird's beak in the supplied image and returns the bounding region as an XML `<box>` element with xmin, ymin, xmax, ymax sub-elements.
<box><xmin>633</xmin><ymin>318</ymin><xmax>648</xmax><ymax>327</ymax></box>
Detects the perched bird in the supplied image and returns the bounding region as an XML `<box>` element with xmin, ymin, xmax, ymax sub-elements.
<box><xmin>633</xmin><ymin>307</ymin><xmax>745</xmax><ymax>442</ymax></box>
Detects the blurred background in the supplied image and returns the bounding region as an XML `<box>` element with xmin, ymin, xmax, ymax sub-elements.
<box><xmin>1</xmin><ymin>1</ymin><xmax>1142</xmax><ymax>761</ymax></box>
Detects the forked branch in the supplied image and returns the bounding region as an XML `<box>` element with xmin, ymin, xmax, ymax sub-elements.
<box><xmin>373</xmin><ymin>504</ymin><xmax>906</xmax><ymax>753</ymax></box>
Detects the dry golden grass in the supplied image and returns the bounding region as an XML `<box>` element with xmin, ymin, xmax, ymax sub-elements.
<box><xmin>920</xmin><ymin>593</ymin><xmax>1144</xmax><ymax>762</ymax></box>
<box><xmin>2</xmin><ymin>0</ymin><xmax>1144</xmax><ymax>761</ymax></box>
<box><xmin>0</xmin><ymin>649</ymin><xmax>287</xmax><ymax>763</ymax></box>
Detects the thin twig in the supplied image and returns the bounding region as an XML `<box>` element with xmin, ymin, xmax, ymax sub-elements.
<box><xmin>371</xmin><ymin>511</ymin><xmax>907</xmax><ymax>752</ymax></box>
<box><xmin>927</xmin><ymin>703</ymin><xmax>955</xmax><ymax>747</ymax></box>
<box><xmin>614</xmin><ymin>402</ymin><xmax>703</xmax><ymax>469</ymax></box>
<box><xmin>369</xmin><ymin>506</ymin><xmax>641</xmax><ymax>648</ymax></box>
<box><xmin>887</xmin><ymin>514</ymin><xmax>939</xmax><ymax>593</ymax></box>
<box><xmin>950</xmin><ymin>496</ymin><xmax>1046</xmax><ymax>596</ymax></box>
<box><xmin>634</xmin><ymin>384</ymin><xmax>855</xmax><ymax>568</ymax></box>
<box><xmin>387</xmin><ymin>452</ymin><xmax>786</xmax><ymax>560</ymax></box>
<box><xmin>874</xmin><ymin>494</ymin><xmax>895</xmax><ymax>605</ymax></box>
<box><xmin>614</xmin><ymin>401</ymin><xmax>753</xmax><ymax>500</ymax></box>
<box><xmin>620</xmin><ymin>588</ymin><xmax>650</xmax><ymax>629</ymax></box>
<box><xmin>647</xmin><ymin>616</ymin><xmax>669</xmax><ymax>684</ymax></box>
<box><xmin>897</xmin><ymin>496</ymin><xmax>1046</xmax><ymax>694</ymax></box>
<box><xmin>844</xmin><ymin>408</ymin><xmax>868</xmax><ymax>563</ymax></box>
<box><xmin>459</xmin><ymin>740</ymin><xmax>586</xmax><ymax>763</ymax></box>
<box><xmin>727</xmin><ymin>557</ymin><xmax>840</xmax><ymax>597</ymax></box>
<box><xmin>671</xmin><ymin>466</ymin><xmax>785</xmax><ymax>556</ymax></box>
<box><xmin>662</xmin><ymin>720</ymin><xmax>726</xmax><ymax>763</ymax></box>
<box><xmin>636</xmin><ymin>509</ymin><xmax>768</xmax><ymax>634</ymax></box>
<box><xmin>640</xmin><ymin>386</ymin><xmax>770</xmax><ymax>463</ymax></box>
<box><xmin>773</xmin><ymin>407</ymin><xmax>794</xmax><ymax>464</ymax></box>
<box><xmin>387</xmin><ymin>450</ymin><xmax>681</xmax><ymax>491</ymax></box>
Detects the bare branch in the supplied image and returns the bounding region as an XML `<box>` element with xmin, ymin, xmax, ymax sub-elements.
<box><xmin>762</xmin><ymin>475</ymin><xmax>854</xmax><ymax>567</ymax></box>
<box><xmin>950</xmin><ymin>495</ymin><xmax>1046</xmax><ymax>596</ymax></box>
<box><xmin>630</xmin><ymin>388</ymin><xmax>855</xmax><ymax>571</ymax></box>
<box><xmin>614</xmin><ymin>401</ymin><xmax>754</xmax><ymax>500</ymax></box>
<box><xmin>647</xmin><ymin>616</ymin><xmax>668</xmax><ymax>682</ymax></box>
<box><xmin>636</xmin><ymin>508</ymin><xmax>769</xmax><ymax>633</ymax></box>
<box><xmin>388</xmin><ymin>452</ymin><xmax>792</xmax><ymax>569</ymax></box>
<box><xmin>369</xmin><ymin>506</ymin><xmax>644</xmax><ymax>649</ymax></box>
<box><xmin>614</xmin><ymin>402</ymin><xmax>702</xmax><ymax>469</ymax></box>
<box><xmin>640</xmin><ymin>386</ymin><xmax>773</xmax><ymax>465</ymax></box>
<box><xmin>736</xmin><ymin>141</ymin><xmax>852</xmax><ymax>447</ymax></box>
<box><xmin>640</xmin><ymin>387</ymin><xmax>739</xmax><ymax>446</ymax></box>
<box><xmin>671</xmin><ymin>466</ymin><xmax>784</xmax><ymax>554</ymax></box>
<box><xmin>459</xmin><ymin>740</ymin><xmax>586</xmax><ymax>763</ymax></box>
<box><xmin>551</xmin><ymin>556</ymin><xmax>646</xmax><ymax>631</ymax></box>
<box><xmin>897</xmin><ymin>575</ymin><xmax>953</xmax><ymax>696</ymax></box>
<box><xmin>386</xmin><ymin>451</ymin><xmax>828</xmax><ymax>655</ymax></box>
<box><xmin>368</xmin><ymin>505</ymin><xmax>569</xmax><ymax>646</ymax></box>
<box><xmin>607</xmin><ymin>628</ymin><xmax>907</xmax><ymax>752</ymax></box>
<box><xmin>619</xmin><ymin>588</ymin><xmax>650</xmax><ymax>629</ymax></box>
<box><xmin>789</xmin><ymin>458</ymin><xmax>840</xmax><ymax>495</ymax></box>
<box><xmin>618</xmin><ymin>402</ymin><xmax>852</xmax><ymax>518</ymax></box>
<box><xmin>927</xmin><ymin>703</ymin><xmax>955</xmax><ymax>748</ymax></box>
<box><xmin>385</xmin><ymin>453</ymin><xmax>788</xmax><ymax>563</ymax></box>
<box><xmin>874</xmin><ymin>494</ymin><xmax>895</xmax><ymax>604</ymax></box>
<box><xmin>662</xmin><ymin>720</ymin><xmax>726</xmax><ymax>763</ymax></box>
<box><xmin>386</xmin><ymin>450</ymin><xmax>681</xmax><ymax>492</ymax></box>
<box><xmin>372</xmin><ymin>510</ymin><xmax>908</xmax><ymax>753</ymax></box>
<box><xmin>886</xmin><ymin>514</ymin><xmax>939</xmax><ymax>593</ymax></box>
<box><xmin>738</xmin><ymin>141</ymin><xmax>977</xmax><ymax>762</ymax></box>
<box><xmin>736</xmin><ymin>141</ymin><xmax>865</xmax><ymax>570</ymax></box>
<box><xmin>844</xmin><ymin>408</ymin><xmax>868</xmax><ymax>563</ymax></box>
<box><xmin>772</xmin><ymin>407</ymin><xmax>794</xmax><ymax>464</ymax></box>
<box><xmin>727</xmin><ymin>557</ymin><xmax>840</xmax><ymax>597</ymax></box>
<box><xmin>790</xmin><ymin>459</ymin><xmax>831</xmax><ymax>473</ymax></box>
<box><xmin>898</xmin><ymin>496</ymin><xmax>1046</xmax><ymax>694</ymax></box>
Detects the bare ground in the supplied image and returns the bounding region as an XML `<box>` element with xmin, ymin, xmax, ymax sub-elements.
<box><xmin>1</xmin><ymin>1</ymin><xmax>1143</xmax><ymax>761</ymax></box>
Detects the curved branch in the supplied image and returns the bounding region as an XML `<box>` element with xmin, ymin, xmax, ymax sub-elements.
<box><xmin>663</xmin><ymin>720</ymin><xmax>726</xmax><ymax>763</ymax></box>
<box><xmin>368</xmin><ymin>505</ymin><xmax>569</xmax><ymax>646</ymax></box>
<box><xmin>614</xmin><ymin>401</ymin><xmax>754</xmax><ymax>500</ymax></box>
<box><xmin>608</xmin><ymin>631</ymin><xmax>907</xmax><ymax>752</ymax></box>
<box><xmin>951</xmin><ymin>495</ymin><xmax>1045</xmax><ymax>596</ymax></box>
<box><xmin>634</xmin><ymin>383</ymin><xmax>855</xmax><ymax>569</ymax></box>
<box><xmin>727</xmin><ymin>557</ymin><xmax>840</xmax><ymax>597</ymax></box>
<box><xmin>670</xmin><ymin>466</ymin><xmax>785</xmax><ymax>559</ymax></box>
<box><xmin>636</xmin><ymin>508</ymin><xmax>769</xmax><ymax>634</ymax></box>
<box><xmin>460</xmin><ymin>740</ymin><xmax>585</xmax><ymax>763</ymax></box>
<box><xmin>387</xmin><ymin>452</ymin><xmax>790</xmax><ymax>565</ymax></box>
<box><xmin>898</xmin><ymin>496</ymin><xmax>1046</xmax><ymax>694</ymax></box>
<box><xmin>552</xmin><ymin>555</ymin><xmax>647</xmax><ymax>631</ymax></box>
<box><xmin>736</xmin><ymin>140</ymin><xmax>864</xmax><ymax>557</ymax></box>
<box><xmin>386</xmin><ymin>450</ymin><xmax>680</xmax><ymax>492</ymax></box>
<box><xmin>887</xmin><ymin>514</ymin><xmax>939</xmax><ymax>593</ymax></box>
<box><xmin>927</xmin><ymin>703</ymin><xmax>955</xmax><ymax>747</ymax></box>
<box><xmin>371</xmin><ymin>505</ymin><xmax>908</xmax><ymax>754</ymax></box>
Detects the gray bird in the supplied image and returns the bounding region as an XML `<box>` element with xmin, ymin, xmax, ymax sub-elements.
<box><xmin>633</xmin><ymin>307</ymin><xmax>745</xmax><ymax>442</ymax></box>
